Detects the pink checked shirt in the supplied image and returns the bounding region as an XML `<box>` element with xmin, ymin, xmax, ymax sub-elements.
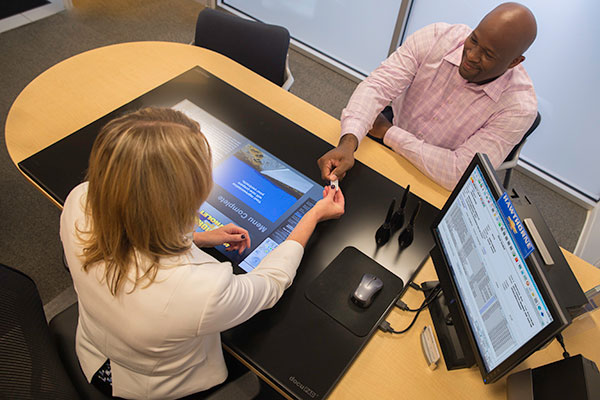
<box><xmin>341</xmin><ymin>23</ymin><xmax>537</xmax><ymax>190</ymax></box>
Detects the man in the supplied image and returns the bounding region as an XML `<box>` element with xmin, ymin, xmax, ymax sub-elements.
<box><xmin>318</xmin><ymin>2</ymin><xmax>538</xmax><ymax>190</ymax></box>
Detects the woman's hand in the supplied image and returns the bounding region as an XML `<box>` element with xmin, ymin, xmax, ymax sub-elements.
<box><xmin>286</xmin><ymin>186</ymin><xmax>345</xmax><ymax>247</ymax></box>
<box><xmin>310</xmin><ymin>185</ymin><xmax>345</xmax><ymax>222</ymax></box>
<box><xmin>193</xmin><ymin>223</ymin><xmax>251</xmax><ymax>254</ymax></box>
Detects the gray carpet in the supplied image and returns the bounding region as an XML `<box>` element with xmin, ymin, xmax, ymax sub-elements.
<box><xmin>0</xmin><ymin>1</ymin><xmax>588</xmax><ymax>309</ymax></box>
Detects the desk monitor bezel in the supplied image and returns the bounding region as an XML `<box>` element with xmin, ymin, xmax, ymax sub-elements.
<box><xmin>429</xmin><ymin>153</ymin><xmax>570</xmax><ymax>384</ymax></box>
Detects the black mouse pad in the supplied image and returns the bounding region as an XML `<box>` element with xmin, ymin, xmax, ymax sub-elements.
<box><xmin>305</xmin><ymin>247</ymin><xmax>404</xmax><ymax>337</ymax></box>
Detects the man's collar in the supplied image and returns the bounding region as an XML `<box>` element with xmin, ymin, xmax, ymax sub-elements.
<box><xmin>444</xmin><ymin>45</ymin><xmax>511</xmax><ymax>102</ymax></box>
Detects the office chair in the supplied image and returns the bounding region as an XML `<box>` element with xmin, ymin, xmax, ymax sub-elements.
<box><xmin>0</xmin><ymin>263</ymin><xmax>89</xmax><ymax>399</ymax></box>
<box><xmin>194</xmin><ymin>8</ymin><xmax>294</xmax><ymax>90</ymax></box>
<box><xmin>49</xmin><ymin>302</ymin><xmax>111</xmax><ymax>399</ymax></box>
<box><xmin>497</xmin><ymin>111</ymin><xmax>541</xmax><ymax>188</ymax></box>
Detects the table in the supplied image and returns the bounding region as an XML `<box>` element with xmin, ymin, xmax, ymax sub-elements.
<box><xmin>6</xmin><ymin>41</ymin><xmax>600</xmax><ymax>400</ymax></box>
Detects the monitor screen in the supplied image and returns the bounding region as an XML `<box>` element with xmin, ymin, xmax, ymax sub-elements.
<box><xmin>430</xmin><ymin>153</ymin><xmax>569</xmax><ymax>383</ymax></box>
<box><xmin>173</xmin><ymin>99</ymin><xmax>324</xmax><ymax>273</ymax></box>
<box><xmin>436</xmin><ymin>164</ymin><xmax>553</xmax><ymax>371</ymax></box>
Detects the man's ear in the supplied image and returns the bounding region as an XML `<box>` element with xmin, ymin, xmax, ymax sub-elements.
<box><xmin>508</xmin><ymin>55</ymin><xmax>525</xmax><ymax>69</ymax></box>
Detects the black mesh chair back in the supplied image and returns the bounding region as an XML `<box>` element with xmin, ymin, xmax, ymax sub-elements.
<box><xmin>194</xmin><ymin>8</ymin><xmax>290</xmax><ymax>87</ymax></box>
<box><xmin>0</xmin><ymin>264</ymin><xmax>79</xmax><ymax>399</ymax></box>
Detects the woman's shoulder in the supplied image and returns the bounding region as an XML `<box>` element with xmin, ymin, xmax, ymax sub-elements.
<box><xmin>61</xmin><ymin>182</ymin><xmax>90</xmax><ymax>235</ymax></box>
<box><xmin>62</xmin><ymin>182</ymin><xmax>89</xmax><ymax>214</ymax></box>
<box><xmin>67</xmin><ymin>181</ymin><xmax>89</xmax><ymax>199</ymax></box>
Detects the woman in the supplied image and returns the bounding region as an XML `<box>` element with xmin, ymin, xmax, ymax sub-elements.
<box><xmin>60</xmin><ymin>107</ymin><xmax>345</xmax><ymax>399</ymax></box>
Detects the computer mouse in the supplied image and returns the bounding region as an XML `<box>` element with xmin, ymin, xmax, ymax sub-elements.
<box><xmin>351</xmin><ymin>273</ymin><xmax>384</xmax><ymax>308</ymax></box>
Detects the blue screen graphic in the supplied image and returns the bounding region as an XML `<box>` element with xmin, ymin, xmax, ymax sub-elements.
<box><xmin>212</xmin><ymin>156</ymin><xmax>298</xmax><ymax>222</ymax></box>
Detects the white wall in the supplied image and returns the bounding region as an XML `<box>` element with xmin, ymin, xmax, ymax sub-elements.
<box><xmin>576</xmin><ymin>208</ymin><xmax>600</xmax><ymax>267</ymax></box>
<box><xmin>220</xmin><ymin>0</ymin><xmax>402</xmax><ymax>76</ymax></box>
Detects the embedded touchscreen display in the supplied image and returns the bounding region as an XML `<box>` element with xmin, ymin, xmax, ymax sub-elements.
<box><xmin>173</xmin><ymin>99</ymin><xmax>323</xmax><ymax>272</ymax></box>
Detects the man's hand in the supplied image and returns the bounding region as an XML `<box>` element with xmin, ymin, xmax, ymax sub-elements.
<box><xmin>317</xmin><ymin>134</ymin><xmax>358</xmax><ymax>181</ymax></box>
<box><xmin>368</xmin><ymin>113</ymin><xmax>392</xmax><ymax>140</ymax></box>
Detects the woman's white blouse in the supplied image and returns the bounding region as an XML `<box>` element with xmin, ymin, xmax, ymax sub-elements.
<box><xmin>60</xmin><ymin>182</ymin><xmax>304</xmax><ymax>399</ymax></box>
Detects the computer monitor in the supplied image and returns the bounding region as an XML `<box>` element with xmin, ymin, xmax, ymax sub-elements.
<box><xmin>427</xmin><ymin>153</ymin><xmax>572</xmax><ymax>384</ymax></box>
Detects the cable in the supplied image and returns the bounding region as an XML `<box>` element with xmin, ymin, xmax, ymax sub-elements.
<box><xmin>396</xmin><ymin>284</ymin><xmax>441</xmax><ymax>312</ymax></box>
<box><xmin>380</xmin><ymin>284</ymin><xmax>441</xmax><ymax>335</ymax></box>
<box><xmin>396</xmin><ymin>288</ymin><xmax>441</xmax><ymax>312</ymax></box>
<box><xmin>555</xmin><ymin>333</ymin><xmax>570</xmax><ymax>359</ymax></box>
<box><xmin>379</xmin><ymin>307</ymin><xmax>424</xmax><ymax>334</ymax></box>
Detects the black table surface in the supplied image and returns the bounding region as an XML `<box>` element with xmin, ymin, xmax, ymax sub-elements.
<box><xmin>19</xmin><ymin>66</ymin><xmax>440</xmax><ymax>399</ymax></box>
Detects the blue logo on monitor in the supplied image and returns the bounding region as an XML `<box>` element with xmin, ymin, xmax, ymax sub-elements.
<box><xmin>497</xmin><ymin>192</ymin><xmax>535</xmax><ymax>259</ymax></box>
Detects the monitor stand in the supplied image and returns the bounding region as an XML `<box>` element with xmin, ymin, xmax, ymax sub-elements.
<box><xmin>422</xmin><ymin>280</ymin><xmax>476</xmax><ymax>370</ymax></box>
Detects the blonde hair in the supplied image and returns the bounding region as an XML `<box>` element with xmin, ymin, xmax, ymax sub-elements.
<box><xmin>79</xmin><ymin>107</ymin><xmax>212</xmax><ymax>295</ymax></box>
